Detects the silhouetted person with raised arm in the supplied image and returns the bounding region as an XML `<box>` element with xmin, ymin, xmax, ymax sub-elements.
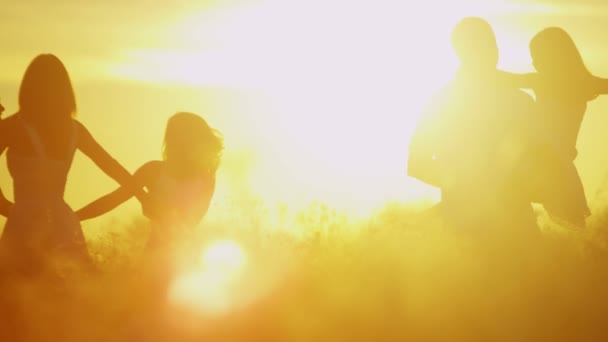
<box><xmin>409</xmin><ymin>17</ymin><xmax>538</xmax><ymax>236</ymax></box>
<box><xmin>0</xmin><ymin>54</ymin><xmax>144</xmax><ymax>276</ymax></box>
<box><xmin>497</xmin><ymin>28</ymin><xmax>608</xmax><ymax>228</ymax></box>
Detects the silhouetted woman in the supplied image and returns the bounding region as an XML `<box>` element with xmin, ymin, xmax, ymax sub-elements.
<box><xmin>503</xmin><ymin>27</ymin><xmax>608</xmax><ymax>228</ymax></box>
<box><xmin>0</xmin><ymin>54</ymin><xmax>142</xmax><ymax>275</ymax></box>
<box><xmin>77</xmin><ymin>112</ymin><xmax>223</xmax><ymax>254</ymax></box>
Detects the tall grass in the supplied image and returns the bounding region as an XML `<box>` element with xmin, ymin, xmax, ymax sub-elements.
<box><xmin>2</xmin><ymin>199</ymin><xmax>608</xmax><ymax>342</ymax></box>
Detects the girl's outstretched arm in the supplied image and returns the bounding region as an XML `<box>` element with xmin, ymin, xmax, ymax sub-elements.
<box><xmin>76</xmin><ymin>161</ymin><xmax>157</xmax><ymax>221</ymax></box>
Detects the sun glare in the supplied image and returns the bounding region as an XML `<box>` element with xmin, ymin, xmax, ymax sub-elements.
<box><xmin>169</xmin><ymin>240</ymin><xmax>248</xmax><ymax>316</ymax></box>
<box><xmin>109</xmin><ymin>0</ymin><xmax>547</xmax><ymax>216</ymax></box>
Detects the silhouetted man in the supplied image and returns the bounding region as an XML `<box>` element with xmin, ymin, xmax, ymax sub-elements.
<box><xmin>409</xmin><ymin>17</ymin><xmax>538</xmax><ymax>237</ymax></box>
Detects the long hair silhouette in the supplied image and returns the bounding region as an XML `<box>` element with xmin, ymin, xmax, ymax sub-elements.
<box><xmin>19</xmin><ymin>54</ymin><xmax>76</xmax><ymax>122</ymax></box>
<box><xmin>530</xmin><ymin>27</ymin><xmax>597</xmax><ymax>101</ymax></box>
<box><xmin>530</xmin><ymin>28</ymin><xmax>589</xmax><ymax>77</ymax></box>
<box><xmin>17</xmin><ymin>54</ymin><xmax>78</xmax><ymax>157</ymax></box>
<box><xmin>162</xmin><ymin>112</ymin><xmax>223</xmax><ymax>178</ymax></box>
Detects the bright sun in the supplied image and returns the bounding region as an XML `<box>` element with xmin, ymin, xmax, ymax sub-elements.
<box><xmin>112</xmin><ymin>0</ymin><xmax>542</xmax><ymax>215</ymax></box>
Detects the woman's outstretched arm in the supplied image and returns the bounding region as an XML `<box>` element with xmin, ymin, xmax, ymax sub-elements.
<box><xmin>76</xmin><ymin>186</ymin><xmax>133</xmax><ymax>221</ymax></box>
<box><xmin>76</xmin><ymin>162</ymin><xmax>156</xmax><ymax>221</ymax></box>
<box><xmin>76</xmin><ymin>122</ymin><xmax>148</xmax><ymax>202</ymax></box>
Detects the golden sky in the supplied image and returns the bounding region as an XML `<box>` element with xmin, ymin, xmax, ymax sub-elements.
<box><xmin>1</xmin><ymin>0</ymin><xmax>608</xmax><ymax>226</ymax></box>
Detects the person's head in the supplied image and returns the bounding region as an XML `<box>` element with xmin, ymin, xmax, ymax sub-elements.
<box><xmin>18</xmin><ymin>54</ymin><xmax>77</xmax><ymax>127</ymax></box>
<box><xmin>163</xmin><ymin>112</ymin><xmax>223</xmax><ymax>177</ymax></box>
<box><xmin>451</xmin><ymin>17</ymin><xmax>499</xmax><ymax>71</ymax></box>
<box><xmin>530</xmin><ymin>27</ymin><xmax>590</xmax><ymax>78</ymax></box>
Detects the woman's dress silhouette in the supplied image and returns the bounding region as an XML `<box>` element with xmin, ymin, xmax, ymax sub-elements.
<box><xmin>1</xmin><ymin>116</ymin><xmax>87</xmax><ymax>268</ymax></box>
<box><xmin>0</xmin><ymin>54</ymin><xmax>143</xmax><ymax>275</ymax></box>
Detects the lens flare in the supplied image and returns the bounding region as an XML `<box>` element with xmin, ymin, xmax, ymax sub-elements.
<box><xmin>168</xmin><ymin>240</ymin><xmax>248</xmax><ymax>316</ymax></box>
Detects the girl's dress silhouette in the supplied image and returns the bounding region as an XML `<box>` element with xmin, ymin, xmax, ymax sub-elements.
<box><xmin>2</xmin><ymin>117</ymin><xmax>87</xmax><ymax>263</ymax></box>
<box><xmin>144</xmin><ymin>161</ymin><xmax>214</xmax><ymax>251</ymax></box>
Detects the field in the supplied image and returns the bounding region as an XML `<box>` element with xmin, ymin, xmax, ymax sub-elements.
<box><xmin>2</xmin><ymin>200</ymin><xmax>608</xmax><ymax>342</ymax></box>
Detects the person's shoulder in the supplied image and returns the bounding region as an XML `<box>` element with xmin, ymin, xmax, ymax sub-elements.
<box><xmin>74</xmin><ymin>118</ymin><xmax>94</xmax><ymax>129</ymax></box>
<box><xmin>137</xmin><ymin>160</ymin><xmax>163</xmax><ymax>177</ymax></box>
<box><xmin>72</xmin><ymin>119</ymin><xmax>91</xmax><ymax>137</ymax></box>
<box><xmin>139</xmin><ymin>160</ymin><xmax>162</xmax><ymax>173</ymax></box>
<box><xmin>133</xmin><ymin>160</ymin><xmax>163</xmax><ymax>186</ymax></box>
<box><xmin>71</xmin><ymin>120</ymin><xmax>96</xmax><ymax>149</ymax></box>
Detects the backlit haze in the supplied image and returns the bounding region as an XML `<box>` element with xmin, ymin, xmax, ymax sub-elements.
<box><xmin>2</xmin><ymin>0</ymin><xmax>608</xmax><ymax>230</ymax></box>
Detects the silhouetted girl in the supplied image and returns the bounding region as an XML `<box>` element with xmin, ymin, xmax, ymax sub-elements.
<box><xmin>0</xmin><ymin>54</ymin><xmax>143</xmax><ymax>275</ymax></box>
<box><xmin>503</xmin><ymin>27</ymin><xmax>608</xmax><ymax>228</ymax></box>
<box><xmin>77</xmin><ymin>112</ymin><xmax>223</xmax><ymax>253</ymax></box>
